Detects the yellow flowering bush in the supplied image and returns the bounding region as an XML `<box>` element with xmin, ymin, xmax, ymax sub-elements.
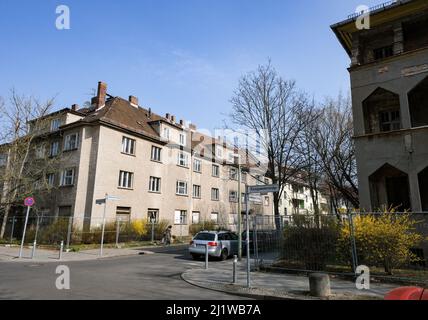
<box><xmin>131</xmin><ymin>220</ymin><xmax>148</xmax><ymax>238</ymax></box>
<box><xmin>338</xmin><ymin>213</ymin><xmax>423</xmax><ymax>275</ymax></box>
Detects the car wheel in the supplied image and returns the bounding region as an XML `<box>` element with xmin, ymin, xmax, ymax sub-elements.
<box><xmin>220</xmin><ymin>249</ymin><xmax>228</xmax><ymax>261</ymax></box>
<box><xmin>191</xmin><ymin>254</ymin><xmax>200</xmax><ymax>261</ymax></box>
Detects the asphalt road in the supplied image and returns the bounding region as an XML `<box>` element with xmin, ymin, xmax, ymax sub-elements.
<box><xmin>0</xmin><ymin>245</ymin><xmax>247</xmax><ymax>300</ymax></box>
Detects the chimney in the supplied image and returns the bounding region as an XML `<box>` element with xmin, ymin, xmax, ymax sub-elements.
<box><xmin>166</xmin><ymin>113</ymin><xmax>170</xmax><ymax>120</ymax></box>
<box><xmin>71</xmin><ymin>104</ymin><xmax>79</xmax><ymax>111</ymax></box>
<box><xmin>129</xmin><ymin>95</ymin><xmax>139</xmax><ymax>108</ymax></box>
<box><xmin>189</xmin><ymin>123</ymin><xmax>197</xmax><ymax>131</ymax></box>
<box><xmin>171</xmin><ymin>115</ymin><xmax>176</xmax><ymax>123</ymax></box>
<box><xmin>148</xmin><ymin>108</ymin><xmax>152</xmax><ymax>119</ymax></box>
<box><xmin>91</xmin><ymin>81</ymin><xmax>107</xmax><ymax>109</ymax></box>
<box><xmin>179</xmin><ymin>119</ymin><xmax>185</xmax><ymax>126</ymax></box>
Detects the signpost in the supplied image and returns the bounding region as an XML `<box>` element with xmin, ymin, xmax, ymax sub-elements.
<box><xmin>244</xmin><ymin>184</ymin><xmax>279</xmax><ymax>288</ymax></box>
<box><xmin>19</xmin><ymin>197</ymin><xmax>35</xmax><ymax>259</ymax></box>
<box><xmin>96</xmin><ymin>194</ymin><xmax>119</xmax><ymax>256</ymax></box>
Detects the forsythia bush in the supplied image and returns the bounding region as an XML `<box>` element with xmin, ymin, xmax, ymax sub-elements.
<box><xmin>131</xmin><ymin>220</ymin><xmax>148</xmax><ymax>237</ymax></box>
<box><xmin>338</xmin><ymin>214</ymin><xmax>423</xmax><ymax>275</ymax></box>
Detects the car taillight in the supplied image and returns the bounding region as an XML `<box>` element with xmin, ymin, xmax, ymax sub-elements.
<box><xmin>207</xmin><ymin>242</ymin><xmax>218</xmax><ymax>247</ymax></box>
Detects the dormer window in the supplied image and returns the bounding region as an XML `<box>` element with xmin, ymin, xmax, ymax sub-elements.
<box><xmin>51</xmin><ymin>119</ymin><xmax>61</xmax><ymax>131</ymax></box>
<box><xmin>163</xmin><ymin>128</ymin><xmax>170</xmax><ymax>141</ymax></box>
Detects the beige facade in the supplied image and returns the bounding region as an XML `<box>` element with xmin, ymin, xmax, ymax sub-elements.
<box><xmin>9</xmin><ymin>83</ymin><xmax>274</xmax><ymax>236</ymax></box>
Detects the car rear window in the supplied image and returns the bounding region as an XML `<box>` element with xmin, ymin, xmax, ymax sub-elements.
<box><xmin>194</xmin><ymin>233</ymin><xmax>216</xmax><ymax>241</ymax></box>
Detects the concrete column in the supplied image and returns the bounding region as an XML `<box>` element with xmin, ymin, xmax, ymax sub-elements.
<box><xmin>408</xmin><ymin>169</ymin><xmax>422</xmax><ymax>212</ymax></box>
<box><xmin>351</xmin><ymin>34</ymin><xmax>361</xmax><ymax>66</ymax></box>
<box><xmin>393</xmin><ymin>22</ymin><xmax>404</xmax><ymax>55</ymax></box>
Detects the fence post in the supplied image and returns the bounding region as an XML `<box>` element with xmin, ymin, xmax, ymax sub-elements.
<box><xmin>34</xmin><ymin>216</ymin><xmax>41</xmax><ymax>244</ymax></box>
<box><xmin>151</xmin><ymin>220</ymin><xmax>155</xmax><ymax>243</ymax></box>
<box><xmin>205</xmin><ymin>244</ymin><xmax>209</xmax><ymax>270</ymax></box>
<box><xmin>349</xmin><ymin>213</ymin><xmax>359</xmax><ymax>274</ymax></box>
<box><xmin>66</xmin><ymin>216</ymin><xmax>72</xmax><ymax>250</ymax></box>
<box><xmin>233</xmin><ymin>255</ymin><xmax>238</xmax><ymax>284</ymax></box>
<box><xmin>59</xmin><ymin>241</ymin><xmax>64</xmax><ymax>260</ymax></box>
<box><xmin>10</xmin><ymin>217</ymin><xmax>16</xmax><ymax>245</ymax></box>
<box><xmin>115</xmin><ymin>219</ymin><xmax>120</xmax><ymax>248</ymax></box>
<box><xmin>252</xmin><ymin>217</ymin><xmax>258</xmax><ymax>269</ymax></box>
<box><xmin>31</xmin><ymin>240</ymin><xmax>37</xmax><ymax>259</ymax></box>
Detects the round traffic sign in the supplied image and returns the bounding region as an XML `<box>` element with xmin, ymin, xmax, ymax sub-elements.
<box><xmin>24</xmin><ymin>197</ymin><xmax>35</xmax><ymax>207</ymax></box>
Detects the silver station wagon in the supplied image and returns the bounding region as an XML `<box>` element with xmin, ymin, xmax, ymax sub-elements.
<box><xmin>189</xmin><ymin>231</ymin><xmax>239</xmax><ymax>261</ymax></box>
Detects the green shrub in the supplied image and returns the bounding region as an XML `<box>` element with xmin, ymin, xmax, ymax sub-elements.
<box><xmin>189</xmin><ymin>220</ymin><xmax>218</xmax><ymax>236</ymax></box>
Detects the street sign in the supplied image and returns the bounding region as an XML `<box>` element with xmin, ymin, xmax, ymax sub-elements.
<box><xmin>96</xmin><ymin>199</ymin><xmax>106</xmax><ymax>205</ymax></box>
<box><xmin>106</xmin><ymin>195</ymin><xmax>120</xmax><ymax>201</ymax></box>
<box><xmin>247</xmin><ymin>184</ymin><xmax>279</xmax><ymax>194</ymax></box>
<box><xmin>24</xmin><ymin>197</ymin><xmax>35</xmax><ymax>207</ymax></box>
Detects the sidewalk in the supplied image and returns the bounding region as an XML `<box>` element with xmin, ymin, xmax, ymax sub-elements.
<box><xmin>0</xmin><ymin>244</ymin><xmax>177</xmax><ymax>263</ymax></box>
<box><xmin>181</xmin><ymin>260</ymin><xmax>398</xmax><ymax>300</ymax></box>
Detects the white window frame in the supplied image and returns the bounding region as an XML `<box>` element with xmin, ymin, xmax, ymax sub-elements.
<box><xmin>50</xmin><ymin>141</ymin><xmax>60</xmax><ymax>157</ymax></box>
<box><xmin>176</xmin><ymin>181</ymin><xmax>188</xmax><ymax>196</ymax></box>
<box><xmin>212</xmin><ymin>164</ymin><xmax>220</xmax><ymax>177</ymax></box>
<box><xmin>229</xmin><ymin>191</ymin><xmax>238</xmax><ymax>202</ymax></box>
<box><xmin>118</xmin><ymin>171</ymin><xmax>134</xmax><ymax>189</ymax></box>
<box><xmin>193</xmin><ymin>184</ymin><xmax>201</xmax><ymax>199</ymax></box>
<box><xmin>177</xmin><ymin>151</ymin><xmax>189</xmax><ymax>167</ymax></box>
<box><xmin>60</xmin><ymin>168</ymin><xmax>75</xmax><ymax>186</ymax></box>
<box><xmin>211</xmin><ymin>212</ymin><xmax>219</xmax><ymax>224</ymax></box>
<box><xmin>174</xmin><ymin>210</ymin><xmax>187</xmax><ymax>225</ymax></box>
<box><xmin>46</xmin><ymin>173</ymin><xmax>55</xmax><ymax>187</ymax></box>
<box><xmin>35</xmin><ymin>145</ymin><xmax>45</xmax><ymax>159</ymax></box>
<box><xmin>229</xmin><ymin>168</ymin><xmax>237</xmax><ymax>180</ymax></box>
<box><xmin>148</xmin><ymin>209</ymin><xmax>159</xmax><ymax>223</ymax></box>
<box><xmin>122</xmin><ymin>137</ymin><xmax>136</xmax><ymax>155</ymax></box>
<box><xmin>216</xmin><ymin>146</ymin><xmax>223</xmax><ymax>158</ymax></box>
<box><xmin>193</xmin><ymin>159</ymin><xmax>202</xmax><ymax>173</ymax></box>
<box><xmin>163</xmin><ymin>127</ymin><xmax>170</xmax><ymax>141</ymax></box>
<box><xmin>151</xmin><ymin>146</ymin><xmax>162</xmax><ymax>162</ymax></box>
<box><xmin>50</xmin><ymin>119</ymin><xmax>61</xmax><ymax>131</ymax></box>
<box><xmin>192</xmin><ymin>211</ymin><xmax>200</xmax><ymax>224</ymax></box>
<box><xmin>179</xmin><ymin>133</ymin><xmax>186</xmax><ymax>146</ymax></box>
<box><xmin>64</xmin><ymin>133</ymin><xmax>79</xmax><ymax>151</ymax></box>
<box><xmin>149</xmin><ymin>176</ymin><xmax>161</xmax><ymax>193</ymax></box>
<box><xmin>211</xmin><ymin>188</ymin><xmax>219</xmax><ymax>201</ymax></box>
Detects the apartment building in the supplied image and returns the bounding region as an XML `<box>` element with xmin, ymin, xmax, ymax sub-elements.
<box><xmin>332</xmin><ymin>0</ymin><xmax>428</xmax><ymax>212</ymax></box>
<box><xmin>0</xmin><ymin>82</ymin><xmax>274</xmax><ymax>236</ymax></box>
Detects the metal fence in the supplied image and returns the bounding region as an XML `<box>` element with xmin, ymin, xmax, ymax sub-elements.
<box><xmin>246</xmin><ymin>213</ymin><xmax>428</xmax><ymax>284</ymax></box>
<box><xmin>0</xmin><ymin>215</ymin><xmax>170</xmax><ymax>250</ymax></box>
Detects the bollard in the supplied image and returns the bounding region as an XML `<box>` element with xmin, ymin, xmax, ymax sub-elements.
<box><xmin>115</xmin><ymin>221</ymin><xmax>120</xmax><ymax>248</ymax></box>
<box><xmin>10</xmin><ymin>217</ymin><xmax>16</xmax><ymax>245</ymax></box>
<box><xmin>309</xmin><ymin>273</ymin><xmax>331</xmax><ymax>298</ymax></box>
<box><xmin>205</xmin><ymin>244</ymin><xmax>209</xmax><ymax>270</ymax></box>
<box><xmin>233</xmin><ymin>255</ymin><xmax>238</xmax><ymax>284</ymax></box>
<box><xmin>31</xmin><ymin>240</ymin><xmax>37</xmax><ymax>259</ymax></box>
<box><xmin>59</xmin><ymin>241</ymin><xmax>64</xmax><ymax>260</ymax></box>
<box><xmin>66</xmin><ymin>216</ymin><xmax>72</xmax><ymax>250</ymax></box>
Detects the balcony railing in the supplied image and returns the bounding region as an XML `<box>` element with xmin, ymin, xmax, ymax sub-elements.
<box><xmin>347</xmin><ymin>0</ymin><xmax>399</xmax><ymax>20</ymax></box>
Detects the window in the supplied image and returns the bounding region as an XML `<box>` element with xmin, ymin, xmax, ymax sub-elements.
<box><xmin>116</xmin><ymin>207</ymin><xmax>131</xmax><ymax>223</ymax></box>
<box><xmin>211</xmin><ymin>188</ymin><xmax>219</xmax><ymax>201</ymax></box>
<box><xmin>264</xmin><ymin>196</ymin><xmax>270</xmax><ymax>206</ymax></box>
<box><xmin>373</xmin><ymin>45</ymin><xmax>393</xmax><ymax>61</ymax></box>
<box><xmin>241</xmin><ymin>172</ymin><xmax>247</xmax><ymax>183</ymax></box>
<box><xmin>35</xmin><ymin>145</ymin><xmax>45</xmax><ymax>159</ymax></box>
<box><xmin>193</xmin><ymin>159</ymin><xmax>202</xmax><ymax>173</ymax></box>
<box><xmin>179</xmin><ymin>133</ymin><xmax>186</xmax><ymax>146</ymax></box>
<box><xmin>163</xmin><ymin>128</ymin><xmax>170</xmax><ymax>140</ymax></box>
<box><xmin>379</xmin><ymin>110</ymin><xmax>401</xmax><ymax>132</ymax></box>
<box><xmin>292</xmin><ymin>199</ymin><xmax>305</xmax><ymax>209</ymax></box>
<box><xmin>122</xmin><ymin>137</ymin><xmax>136</xmax><ymax>155</ymax></box>
<box><xmin>50</xmin><ymin>141</ymin><xmax>60</xmax><ymax>157</ymax></box>
<box><xmin>241</xmin><ymin>193</ymin><xmax>246</xmax><ymax>204</ymax></box>
<box><xmin>176</xmin><ymin>181</ymin><xmax>188</xmax><ymax>195</ymax></box>
<box><xmin>229</xmin><ymin>168</ymin><xmax>237</xmax><ymax>180</ymax></box>
<box><xmin>174</xmin><ymin>210</ymin><xmax>187</xmax><ymax>225</ymax></box>
<box><xmin>46</xmin><ymin>173</ymin><xmax>55</xmax><ymax>187</ymax></box>
<box><xmin>292</xmin><ymin>184</ymin><xmax>304</xmax><ymax>194</ymax></box>
<box><xmin>193</xmin><ymin>185</ymin><xmax>201</xmax><ymax>199</ymax></box>
<box><xmin>51</xmin><ymin>119</ymin><xmax>61</xmax><ymax>131</ymax></box>
<box><xmin>64</xmin><ymin>133</ymin><xmax>79</xmax><ymax>151</ymax></box>
<box><xmin>177</xmin><ymin>151</ymin><xmax>189</xmax><ymax>167</ymax></box>
<box><xmin>229</xmin><ymin>191</ymin><xmax>238</xmax><ymax>202</ymax></box>
<box><xmin>192</xmin><ymin>211</ymin><xmax>200</xmax><ymax>224</ymax></box>
<box><xmin>212</xmin><ymin>164</ymin><xmax>220</xmax><ymax>177</ymax></box>
<box><xmin>151</xmin><ymin>146</ymin><xmax>162</xmax><ymax>162</ymax></box>
<box><xmin>147</xmin><ymin>209</ymin><xmax>159</xmax><ymax>223</ymax></box>
<box><xmin>58</xmin><ymin>206</ymin><xmax>72</xmax><ymax>217</ymax></box>
<box><xmin>118</xmin><ymin>171</ymin><xmax>133</xmax><ymax>189</ymax></box>
<box><xmin>60</xmin><ymin>168</ymin><xmax>75</xmax><ymax>186</ymax></box>
<box><xmin>216</xmin><ymin>146</ymin><xmax>223</xmax><ymax>158</ymax></box>
<box><xmin>211</xmin><ymin>212</ymin><xmax>219</xmax><ymax>224</ymax></box>
<box><xmin>149</xmin><ymin>176</ymin><xmax>161</xmax><ymax>193</ymax></box>
<box><xmin>0</xmin><ymin>154</ymin><xmax>7</xmax><ymax>167</ymax></box>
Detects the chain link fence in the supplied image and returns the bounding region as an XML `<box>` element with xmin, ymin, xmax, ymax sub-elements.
<box><xmin>0</xmin><ymin>215</ymin><xmax>170</xmax><ymax>250</ymax></box>
<box><xmin>245</xmin><ymin>213</ymin><xmax>428</xmax><ymax>285</ymax></box>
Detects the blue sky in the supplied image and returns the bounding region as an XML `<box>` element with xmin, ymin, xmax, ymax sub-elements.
<box><xmin>0</xmin><ymin>0</ymin><xmax>381</xmax><ymax>131</ymax></box>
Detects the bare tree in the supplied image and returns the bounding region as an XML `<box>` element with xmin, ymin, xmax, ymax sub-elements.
<box><xmin>0</xmin><ymin>90</ymin><xmax>56</xmax><ymax>238</ymax></box>
<box><xmin>229</xmin><ymin>61</ymin><xmax>315</xmax><ymax>229</ymax></box>
<box><xmin>312</xmin><ymin>94</ymin><xmax>359</xmax><ymax>210</ymax></box>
